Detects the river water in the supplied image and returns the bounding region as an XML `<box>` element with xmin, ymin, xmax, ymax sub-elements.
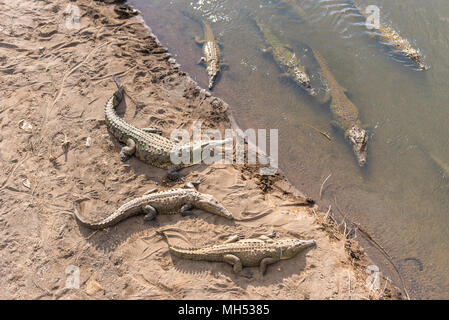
<box><xmin>128</xmin><ymin>0</ymin><xmax>449</xmax><ymax>299</ymax></box>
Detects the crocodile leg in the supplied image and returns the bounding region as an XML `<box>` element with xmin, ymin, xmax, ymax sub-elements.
<box><xmin>223</xmin><ymin>254</ymin><xmax>243</xmax><ymax>273</ymax></box>
<box><xmin>259</xmin><ymin>257</ymin><xmax>278</xmax><ymax>275</ymax></box>
<box><xmin>179</xmin><ymin>203</ymin><xmax>197</xmax><ymax>218</ymax></box>
<box><xmin>194</xmin><ymin>36</ymin><xmax>205</xmax><ymax>45</ymax></box>
<box><xmin>259</xmin><ymin>46</ymin><xmax>272</xmax><ymax>54</ymax></box>
<box><xmin>258</xmin><ymin>235</ymin><xmax>275</xmax><ymax>242</ymax></box>
<box><xmin>224</xmin><ymin>234</ymin><xmax>244</xmax><ymax>244</ymax></box>
<box><xmin>120</xmin><ymin>138</ymin><xmax>136</xmax><ymax>162</ymax></box>
<box><xmin>197</xmin><ymin>56</ymin><xmax>206</xmax><ymax>65</ymax></box>
<box><xmin>141</xmin><ymin>127</ymin><xmax>163</xmax><ymax>135</ymax></box>
<box><xmin>143</xmin><ymin>188</ymin><xmax>159</xmax><ymax>195</ymax></box>
<box><xmin>167</xmin><ymin>165</ymin><xmax>184</xmax><ymax>181</ymax></box>
<box><xmin>185</xmin><ymin>178</ymin><xmax>204</xmax><ymax>190</ymax></box>
<box><xmin>142</xmin><ymin>205</ymin><xmax>157</xmax><ymax>221</ymax></box>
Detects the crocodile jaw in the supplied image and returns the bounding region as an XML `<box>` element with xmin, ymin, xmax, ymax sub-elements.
<box><xmin>347</xmin><ymin>124</ymin><xmax>369</xmax><ymax>166</ymax></box>
<box><xmin>408</xmin><ymin>50</ymin><xmax>426</xmax><ymax>70</ymax></box>
<box><xmin>195</xmin><ymin>194</ymin><xmax>233</xmax><ymax>219</ymax></box>
<box><xmin>293</xmin><ymin>69</ymin><xmax>316</xmax><ymax>96</ymax></box>
<box><xmin>280</xmin><ymin>239</ymin><xmax>316</xmax><ymax>260</ymax></box>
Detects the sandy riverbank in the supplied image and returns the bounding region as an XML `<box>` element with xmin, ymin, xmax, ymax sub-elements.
<box><xmin>0</xmin><ymin>0</ymin><xmax>402</xmax><ymax>299</ymax></box>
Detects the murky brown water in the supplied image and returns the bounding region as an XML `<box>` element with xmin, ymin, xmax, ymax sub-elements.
<box><xmin>129</xmin><ymin>0</ymin><xmax>449</xmax><ymax>299</ymax></box>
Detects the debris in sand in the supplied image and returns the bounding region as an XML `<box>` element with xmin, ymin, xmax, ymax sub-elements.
<box><xmin>85</xmin><ymin>137</ymin><xmax>91</xmax><ymax>147</ymax></box>
<box><xmin>18</xmin><ymin>119</ymin><xmax>32</xmax><ymax>131</ymax></box>
<box><xmin>85</xmin><ymin>278</ymin><xmax>105</xmax><ymax>296</ymax></box>
<box><xmin>22</xmin><ymin>178</ymin><xmax>31</xmax><ymax>189</ymax></box>
<box><xmin>61</xmin><ymin>133</ymin><xmax>70</xmax><ymax>153</ymax></box>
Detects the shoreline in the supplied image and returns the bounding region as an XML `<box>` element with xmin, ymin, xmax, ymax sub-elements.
<box><xmin>0</xmin><ymin>0</ymin><xmax>402</xmax><ymax>299</ymax></box>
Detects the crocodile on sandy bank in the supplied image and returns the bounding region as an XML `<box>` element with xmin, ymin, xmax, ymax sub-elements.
<box><xmin>353</xmin><ymin>2</ymin><xmax>426</xmax><ymax>70</ymax></box>
<box><xmin>253</xmin><ymin>16</ymin><xmax>316</xmax><ymax>96</ymax></box>
<box><xmin>195</xmin><ymin>20</ymin><xmax>221</xmax><ymax>90</ymax></box>
<box><xmin>105</xmin><ymin>76</ymin><xmax>230</xmax><ymax>179</ymax></box>
<box><xmin>74</xmin><ymin>181</ymin><xmax>233</xmax><ymax>230</ymax></box>
<box><xmin>158</xmin><ymin>231</ymin><xmax>316</xmax><ymax>275</ymax></box>
<box><xmin>312</xmin><ymin>49</ymin><xmax>369</xmax><ymax>166</ymax></box>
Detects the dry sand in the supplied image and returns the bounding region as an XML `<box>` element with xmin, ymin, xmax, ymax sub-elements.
<box><xmin>0</xmin><ymin>0</ymin><xmax>402</xmax><ymax>299</ymax></box>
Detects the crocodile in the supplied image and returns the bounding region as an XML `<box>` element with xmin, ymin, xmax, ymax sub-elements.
<box><xmin>418</xmin><ymin>145</ymin><xmax>449</xmax><ymax>178</ymax></box>
<box><xmin>158</xmin><ymin>231</ymin><xmax>316</xmax><ymax>275</ymax></box>
<box><xmin>312</xmin><ymin>49</ymin><xmax>369</xmax><ymax>166</ymax></box>
<box><xmin>277</xmin><ymin>0</ymin><xmax>308</xmax><ymax>21</ymax></box>
<box><xmin>74</xmin><ymin>181</ymin><xmax>233</xmax><ymax>230</ymax></box>
<box><xmin>253</xmin><ymin>17</ymin><xmax>316</xmax><ymax>96</ymax></box>
<box><xmin>195</xmin><ymin>20</ymin><xmax>221</xmax><ymax>90</ymax></box>
<box><xmin>428</xmin><ymin>152</ymin><xmax>449</xmax><ymax>178</ymax></box>
<box><xmin>354</xmin><ymin>3</ymin><xmax>426</xmax><ymax>70</ymax></box>
<box><xmin>105</xmin><ymin>75</ymin><xmax>230</xmax><ymax>179</ymax></box>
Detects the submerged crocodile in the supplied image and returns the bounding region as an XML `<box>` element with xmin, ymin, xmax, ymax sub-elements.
<box><xmin>354</xmin><ymin>3</ymin><xmax>426</xmax><ymax>70</ymax></box>
<box><xmin>312</xmin><ymin>49</ymin><xmax>369</xmax><ymax>166</ymax></box>
<box><xmin>74</xmin><ymin>182</ymin><xmax>233</xmax><ymax>229</ymax></box>
<box><xmin>105</xmin><ymin>76</ymin><xmax>229</xmax><ymax>179</ymax></box>
<box><xmin>418</xmin><ymin>145</ymin><xmax>449</xmax><ymax>178</ymax></box>
<box><xmin>195</xmin><ymin>20</ymin><xmax>221</xmax><ymax>90</ymax></box>
<box><xmin>277</xmin><ymin>0</ymin><xmax>307</xmax><ymax>21</ymax></box>
<box><xmin>158</xmin><ymin>232</ymin><xmax>316</xmax><ymax>275</ymax></box>
<box><xmin>428</xmin><ymin>152</ymin><xmax>449</xmax><ymax>178</ymax></box>
<box><xmin>254</xmin><ymin>17</ymin><xmax>316</xmax><ymax>96</ymax></box>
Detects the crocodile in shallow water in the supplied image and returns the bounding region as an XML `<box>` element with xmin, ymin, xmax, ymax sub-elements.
<box><xmin>74</xmin><ymin>181</ymin><xmax>233</xmax><ymax>229</ymax></box>
<box><xmin>418</xmin><ymin>145</ymin><xmax>449</xmax><ymax>179</ymax></box>
<box><xmin>276</xmin><ymin>0</ymin><xmax>308</xmax><ymax>21</ymax></box>
<box><xmin>158</xmin><ymin>231</ymin><xmax>316</xmax><ymax>275</ymax></box>
<box><xmin>253</xmin><ymin>16</ymin><xmax>316</xmax><ymax>96</ymax></box>
<box><xmin>105</xmin><ymin>76</ymin><xmax>230</xmax><ymax>179</ymax></box>
<box><xmin>195</xmin><ymin>20</ymin><xmax>221</xmax><ymax>90</ymax></box>
<box><xmin>312</xmin><ymin>49</ymin><xmax>369</xmax><ymax>166</ymax></box>
<box><xmin>353</xmin><ymin>2</ymin><xmax>426</xmax><ymax>70</ymax></box>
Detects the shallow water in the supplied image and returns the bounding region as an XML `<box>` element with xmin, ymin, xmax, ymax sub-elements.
<box><xmin>129</xmin><ymin>0</ymin><xmax>449</xmax><ymax>299</ymax></box>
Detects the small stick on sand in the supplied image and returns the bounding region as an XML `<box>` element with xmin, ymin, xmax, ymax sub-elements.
<box><xmin>319</xmin><ymin>173</ymin><xmax>332</xmax><ymax>200</ymax></box>
<box><xmin>324</xmin><ymin>205</ymin><xmax>331</xmax><ymax>220</ymax></box>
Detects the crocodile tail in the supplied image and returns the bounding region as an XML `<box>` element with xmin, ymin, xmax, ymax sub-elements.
<box><xmin>112</xmin><ymin>75</ymin><xmax>124</xmax><ymax>104</ymax></box>
<box><xmin>180</xmin><ymin>9</ymin><xmax>201</xmax><ymax>25</ymax></box>
<box><xmin>311</xmin><ymin>49</ymin><xmax>328</xmax><ymax>72</ymax></box>
<box><xmin>73</xmin><ymin>200</ymin><xmax>138</xmax><ymax>230</ymax></box>
<box><xmin>157</xmin><ymin>231</ymin><xmax>218</xmax><ymax>261</ymax></box>
<box><xmin>112</xmin><ymin>74</ymin><xmax>123</xmax><ymax>90</ymax></box>
<box><xmin>73</xmin><ymin>201</ymin><xmax>107</xmax><ymax>230</ymax></box>
<box><xmin>157</xmin><ymin>231</ymin><xmax>194</xmax><ymax>252</ymax></box>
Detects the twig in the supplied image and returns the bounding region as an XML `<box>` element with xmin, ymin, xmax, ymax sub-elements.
<box><xmin>324</xmin><ymin>205</ymin><xmax>331</xmax><ymax>220</ymax></box>
<box><xmin>354</xmin><ymin>222</ymin><xmax>411</xmax><ymax>300</ymax></box>
<box><xmin>319</xmin><ymin>173</ymin><xmax>332</xmax><ymax>200</ymax></box>
<box><xmin>304</xmin><ymin>123</ymin><xmax>332</xmax><ymax>141</ymax></box>
<box><xmin>347</xmin><ymin>270</ymin><xmax>351</xmax><ymax>300</ymax></box>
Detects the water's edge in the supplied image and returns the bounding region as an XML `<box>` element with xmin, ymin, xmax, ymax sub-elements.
<box><xmin>127</xmin><ymin>4</ymin><xmax>407</xmax><ymax>298</ymax></box>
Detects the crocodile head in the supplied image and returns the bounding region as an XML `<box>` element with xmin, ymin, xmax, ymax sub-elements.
<box><xmin>195</xmin><ymin>194</ymin><xmax>233</xmax><ymax>219</ymax></box>
<box><xmin>347</xmin><ymin>124</ymin><xmax>369</xmax><ymax>166</ymax></box>
<box><xmin>409</xmin><ymin>52</ymin><xmax>426</xmax><ymax>70</ymax></box>
<box><xmin>293</xmin><ymin>69</ymin><xmax>316</xmax><ymax>96</ymax></box>
<box><xmin>403</xmin><ymin>47</ymin><xmax>426</xmax><ymax>70</ymax></box>
<box><xmin>278</xmin><ymin>239</ymin><xmax>316</xmax><ymax>260</ymax></box>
